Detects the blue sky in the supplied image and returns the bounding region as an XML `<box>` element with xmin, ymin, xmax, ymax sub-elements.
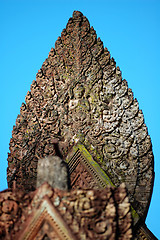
<box><xmin>0</xmin><ymin>0</ymin><xmax>160</xmax><ymax>238</ymax></box>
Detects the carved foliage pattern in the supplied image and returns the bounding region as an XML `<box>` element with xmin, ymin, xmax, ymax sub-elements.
<box><xmin>0</xmin><ymin>184</ymin><xmax>132</xmax><ymax>240</ymax></box>
<box><xmin>0</xmin><ymin>189</ymin><xmax>32</xmax><ymax>239</ymax></box>
<box><xmin>7</xmin><ymin>11</ymin><xmax>154</xmax><ymax>218</ymax></box>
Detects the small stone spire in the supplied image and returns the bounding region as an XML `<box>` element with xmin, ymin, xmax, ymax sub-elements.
<box><xmin>36</xmin><ymin>156</ymin><xmax>69</xmax><ymax>190</ymax></box>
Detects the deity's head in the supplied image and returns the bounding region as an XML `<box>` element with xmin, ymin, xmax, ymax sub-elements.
<box><xmin>73</xmin><ymin>84</ymin><xmax>85</xmax><ymax>99</ymax></box>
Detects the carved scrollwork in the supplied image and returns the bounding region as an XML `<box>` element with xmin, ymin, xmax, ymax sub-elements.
<box><xmin>74</xmin><ymin>196</ymin><xmax>100</xmax><ymax>217</ymax></box>
<box><xmin>0</xmin><ymin>192</ymin><xmax>22</xmax><ymax>238</ymax></box>
<box><xmin>103</xmin><ymin>135</ymin><xmax>124</xmax><ymax>159</ymax></box>
<box><xmin>7</xmin><ymin>11</ymin><xmax>154</xmax><ymax>221</ymax></box>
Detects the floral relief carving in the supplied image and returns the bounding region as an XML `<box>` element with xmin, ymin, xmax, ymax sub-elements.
<box><xmin>7</xmin><ymin>10</ymin><xmax>154</xmax><ymax>221</ymax></box>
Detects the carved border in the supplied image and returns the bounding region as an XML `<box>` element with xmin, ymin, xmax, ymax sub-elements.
<box><xmin>65</xmin><ymin>143</ymin><xmax>140</xmax><ymax>226</ymax></box>
<box><xmin>16</xmin><ymin>196</ymin><xmax>76</xmax><ymax>240</ymax></box>
<box><xmin>66</xmin><ymin>143</ymin><xmax>114</xmax><ymax>188</ymax></box>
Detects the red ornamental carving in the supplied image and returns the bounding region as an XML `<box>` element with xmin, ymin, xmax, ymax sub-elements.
<box><xmin>5</xmin><ymin>10</ymin><xmax>156</xmax><ymax>240</ymax></box>
<box><xmin>0</xmin><ymin>183</ymin><xmax>132</xmax><ymax>240</ymax></box>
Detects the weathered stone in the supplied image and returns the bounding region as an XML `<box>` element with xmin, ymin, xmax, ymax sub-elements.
<box><xmin>0</xmin><ymin>183</ymin><xmax>133</xmax><ymax>240</ymax></box>
<box><xmin>6</xmin><ymin>10</ymin><xmax>154</xmax><ymax>238</ymax></box>
<box><xmin>36</xmin><ymin>156</ymin><xmax>69</xmax><ymax>190</ymax></box>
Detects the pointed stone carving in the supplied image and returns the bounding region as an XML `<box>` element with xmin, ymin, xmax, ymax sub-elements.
<box><xmin>7</xmin><ymin>11</ymin><xmax>154</xmax><ymax>222</ymax></box>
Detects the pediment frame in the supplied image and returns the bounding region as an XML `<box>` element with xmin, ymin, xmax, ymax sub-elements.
<box><xmin>65</xmin><ymin>143</ymin><xmax>140</xmax><ymax>225</ymax></box>
<box><xmin>16</xmin><ymin>196</ymin><xmax>76</xmax><ymax>240</ymax></box>
<box><xmin>66</xmin><ymin>143</ymin><xmax>115</xmax><ymax>188</ymax></box>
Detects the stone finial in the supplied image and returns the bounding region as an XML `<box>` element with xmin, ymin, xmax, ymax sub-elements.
<box><xmin>36</xmin><ymin>156</ymin><xmax>69</xmax><ymax>190</ymax></box>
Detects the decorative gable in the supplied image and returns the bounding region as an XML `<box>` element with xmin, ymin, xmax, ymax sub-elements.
<box><xmin>16</xmin><ymin>196</ymin><xmax>76</xmax><ymax>240</ymax></box>
<box><xmin>7</xmin><ymin>11</ymin><xmax>154</xmax><ymax>223</ymax></box>
<box><xmin>0</xmin><ymin>183</ymin><xmax>132</xmax><ymax>239</ymax></box>
<box><xmin>5</xmin><ymin>10</ymin><xmax>156</xmax><ymax>239</ymax></box>
<box><xmin>66</xmin><ymin>143</ymin><xmax>114</xmax><ymax>189</ymax></box>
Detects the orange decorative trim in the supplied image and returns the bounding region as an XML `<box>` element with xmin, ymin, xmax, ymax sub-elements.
<box><xmin>17</xmin><ymin>196</ymin><xmax>76</xmax><ymax>240</ymax></box>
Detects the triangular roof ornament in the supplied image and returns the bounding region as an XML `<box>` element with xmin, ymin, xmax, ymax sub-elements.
<box><xmin>16</xmin><ymin>196</ymin><xmax>76</xmax><ymax>240</ymax></box>
<box><xmin>7</xmin><ymin>10</ymin><xmax>154</xmax><ymax>223</ymax></box>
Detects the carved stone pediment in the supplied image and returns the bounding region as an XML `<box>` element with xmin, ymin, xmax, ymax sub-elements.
<box><xmin>6</xmin><ymin>10</ymin><xmax>156</xmax><ymax>239</ymax></box>
<box><xmin>65</xmin><ymin>143</ymin><xmax>140</xmax><ymax>225</ymax></box>
<box><xmin>7</xmin><ymin>11</ymin><xmax>154</xmax><ymax>224</ymax></box>
<box><xmin>65</xmin><ymin>143</ymin><xmax>114</xmax><ymax>189</ymax></box>
<box><xmin>16</xmin><ymin>196</ymin><xmax>76</xmax><ymax>240</ymax></box>
<box><xmin>0</xmin><ymin>183</ymin><xmax>132</xmax><ymax>240</ymax></box>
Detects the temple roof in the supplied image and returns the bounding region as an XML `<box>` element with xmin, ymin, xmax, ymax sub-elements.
<box><xmin>0</xmin><ymin>183</ymin><xmax>132</xmax><ymax>240</ymax></box>
<box><xmin>7</xmin><ymin>10</ymin><xmax>154</xmax><ymax>223</ymax></box>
